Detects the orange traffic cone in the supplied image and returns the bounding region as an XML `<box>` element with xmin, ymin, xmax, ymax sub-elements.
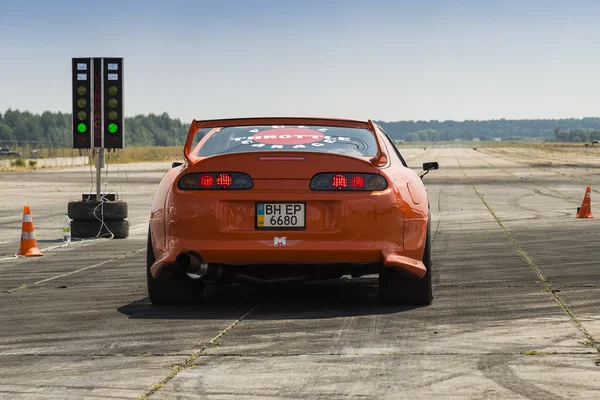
<box><xmin>576</xmin><ymin>186</ymin><xmax>594</xmax><ymax>219</ymax></box>
<box><xmin>17</xmin><ymin>206</ymin><xmax>43</xmax><ymax>256</ymax></box>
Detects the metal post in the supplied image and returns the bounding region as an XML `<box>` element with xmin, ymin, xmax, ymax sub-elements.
<box><xmin>96</xmin><ymin>148</ymin><xmax>104</xmax><ymax>200</ymax></box>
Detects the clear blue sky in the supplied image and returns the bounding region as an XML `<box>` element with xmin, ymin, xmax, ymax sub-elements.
<box><xmin>1</xmin><ymin>0</ymin><xmax>599</xmax><ymax>122</ymax></box>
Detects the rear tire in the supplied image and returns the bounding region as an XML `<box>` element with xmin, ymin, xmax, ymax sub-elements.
<box><xmin>379</xmin><ymin>217</ymin><xmax>433</xmax><ymax>305</ymax></box>
<box><xmin>146</xmin><ymin>228</ymin><xmax>205</xmax><ymax>305</ymax></box>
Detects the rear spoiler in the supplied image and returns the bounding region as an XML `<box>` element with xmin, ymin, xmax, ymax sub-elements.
<box><xmin>183</xmin><ymin>117</ymin><xmax>387</xmax><ymax>166</ymax></box>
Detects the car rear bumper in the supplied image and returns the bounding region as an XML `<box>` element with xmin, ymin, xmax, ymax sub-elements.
<box><xmin>150</xmin><ymin>185</ymin><xmax>428</xmax><ymax>280</ymax></box>
<box><xmin>150</xmin><ymin>239</ymin><xmax>426</xmax><ymax>280</ymax></box>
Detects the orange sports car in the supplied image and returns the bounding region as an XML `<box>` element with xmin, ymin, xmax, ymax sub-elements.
<box><xmin>147</xmin><ymin>117</ymin><xmax>438</xmax><ymax>305</ymax></box>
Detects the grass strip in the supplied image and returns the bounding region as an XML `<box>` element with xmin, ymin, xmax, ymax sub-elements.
<box><xmin>136</xmin><ymin>301</ymin><xmax>263</xmax><ymax>400</ymax></box>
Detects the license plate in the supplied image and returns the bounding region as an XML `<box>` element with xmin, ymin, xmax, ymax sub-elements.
<box><xmin>256</xmin><ymin>202</ymin><xmax>305</xmax><ymax>230</ymax></box>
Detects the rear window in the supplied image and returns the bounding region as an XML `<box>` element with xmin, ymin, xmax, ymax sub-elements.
<box><xmin>198</xmin><ymin>125</ymin><xmax>378</xmax><ymax>157</ymax></box>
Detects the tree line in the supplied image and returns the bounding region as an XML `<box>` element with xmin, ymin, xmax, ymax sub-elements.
<box><xmin>553</xmin><ymin>128</ymin><xmax>600</xmax><ymax>143</ymax></box>
<box><xmin>1</xmin><ymin>109</ymin><xmax>600</xmax><ymax>146</ymax></box>
<box><xmin>0</xmin><ymin>109</ymin><xmax>187</xmax><ymax>147</ymax></box>
<box><xmin>378</xmin><ymin>118</ymin><xmax>600</xmax><ymax>142</ymax></box>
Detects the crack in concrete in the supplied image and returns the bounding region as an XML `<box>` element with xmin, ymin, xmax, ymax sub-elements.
<box><xmin>435</xmin><ymin>284</ymin><xmax>540</xmax><ymax>289</ymax></box>
<box><xmin>135</xmin><ymin>301</ymin><xmax>263</xmax><ymax>400</ymax></box>
<box><xmin>454</xmin><ymin>150</ymin><xmax>599</xmax><ymax>354</ymax></box>
<box><xmin>0</xmin><ymin>353</ymin><xmax>192</xmax><ymax>357</ymax></box>
<box><xmin>195</xmin><ymin>351</ymin><xmax>595</xmax><ymax>357</ymax></box>
<box><xmin>2</xmin><ymin>351</ymin><xmax>595</xmax><ymax>358</ymax></box>
<box><xmin>2</xmin><ymin>248</ymin><xmax>146</xmax><ymax>293</ymax></box>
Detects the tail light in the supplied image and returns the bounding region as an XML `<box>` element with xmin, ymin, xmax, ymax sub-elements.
<box><xmin>351</xmin><ymin>175</ymin><xmax>364</xmax><ymax>188</ymax></box>
<box><xmin>178</xmin><ymin>172</ymin><xmax>253</xmax><ymax>190</ymax></box>
<box><xmin>310</xmin><ymin>173</ymin><xmax>387</xmax><ymax>191</ymax></box>
<box><xmin>216</xmin><ymin>173</ymin><xmax>233</xmax><ymax>188</ymax></box>
<box><xmin>331</xmin><ymin>174</ymin><xmax>348</xmax><ymax>189</ymax></box>
<box><xmin>200</xmin><ymin>175</ymin><xmax>213</xmax><ymax>187</ymax></box>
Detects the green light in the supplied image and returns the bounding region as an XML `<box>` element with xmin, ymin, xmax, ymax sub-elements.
<box><xmin>108</xmin><ymin>123</ymin><xmax>118</xmax><ymax>133</ymax></box>
<box><xmin>77</xmin><ymin>123</ymin><xmax>87</xmax><ymax>133</ymax></box>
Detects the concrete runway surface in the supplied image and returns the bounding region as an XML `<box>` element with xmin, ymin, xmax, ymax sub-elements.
<box><xmin>0</xmin><ymin>148</ymin><xmax>599</xmax><ymax>399</ymax></box>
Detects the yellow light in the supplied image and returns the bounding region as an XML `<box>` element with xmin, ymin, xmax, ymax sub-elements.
<box><xmin>108</xmin><ymin>98</ymin><xmax>118</xmax><ymax>108</ymax></box>
<box><xmin>77</xmin><ymin>86</ymin><xmax>87</xmax><ymax>95</ymax></box>
<box><xmin>108</xmin><ymin>86</ymin><xmax>118</xmax><ymax>95</ymax></box>
<box><xmin>77</xmin><ymin>99</ymin><xmax>87</xmax><ymax>108</ymax></box>
<box><xmin>77</xmin><ymin>111</ymin><xmax>87</xmax><ymax>120</ymax></box>
<box><xmin>108</xmin><ymin>111</ymin><xmax>118</xmax><ymax>120</ymax></box>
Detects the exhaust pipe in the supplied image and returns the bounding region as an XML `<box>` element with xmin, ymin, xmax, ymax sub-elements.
<box><xmin>175</xmin><ymin>252</ymin><xmax>222</xmax><ymax>283</ymax></box>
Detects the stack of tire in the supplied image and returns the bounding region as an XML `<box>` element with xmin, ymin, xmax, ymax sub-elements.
<box><xmin>67</xmin><ymin>200</ymin><xmax>129</xmax><ymax>239</ymax></box>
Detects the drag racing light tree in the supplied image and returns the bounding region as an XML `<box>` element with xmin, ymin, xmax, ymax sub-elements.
<box><xmin>102</xmin><ymin>58</ymin><xmax>124</xmax><ymax>149</ymax></box>
<box><xmin>72</xmin><ymin>58</ymin><xmax>92</xmax><ymax>149</ymax></box>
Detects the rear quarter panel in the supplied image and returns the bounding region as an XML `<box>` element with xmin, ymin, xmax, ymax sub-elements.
<box><xmin>150</xmin><ymin>166</ymin><xmax>182</xmax><ymax>255</ymax></box>
<box><xmin>379</xmin><ymin>133</ymin><xmax>429</xmax><ymax>261</ymax></box>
